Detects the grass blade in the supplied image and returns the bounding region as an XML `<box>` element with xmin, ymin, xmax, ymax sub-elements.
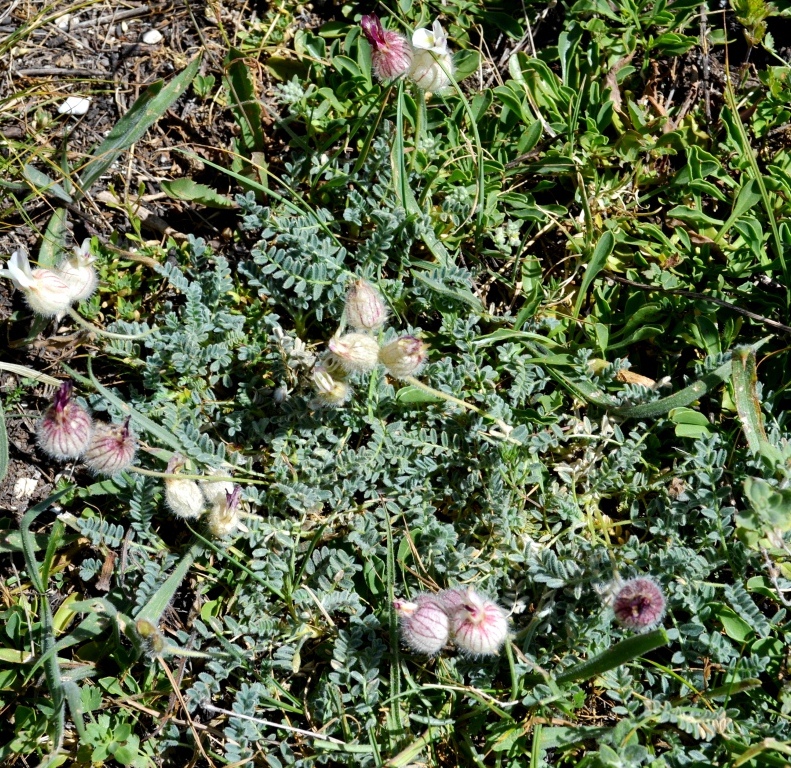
<box><xmin>573</xmin><ymin>231</ymin><xmax>614</xmax><ymax>320</ymax></box>
<box><xmin>555</xmin><ymin>628</ymin><xmax>669</xmax><ymax>684</ymax></box>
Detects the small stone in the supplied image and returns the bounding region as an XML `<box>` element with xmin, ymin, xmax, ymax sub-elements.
<box><xmin>13</xmin><ymin>477</ymin><xmax>38</xmax><ymax>500</ymax></box>
<box><xmin>58</xmin><ymin>96</ymin><xmax>91</xmax><ymax>116</ymax></box>
<box><xmin>142</xmin><ymin>29</ymin><xmax>163</xmax><ymax>44</ymax></box>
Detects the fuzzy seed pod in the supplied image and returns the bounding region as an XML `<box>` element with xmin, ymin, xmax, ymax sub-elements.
<box><xmin>409</xmin><ymin>20</ymin><xmax>454</xmax><ymax>93</ymax></box>
<box><xmin>206</xmin><ymin>486</ymin><xmax>242</xmax><ymax>538</ymax></box>
<box><xmin>328</xmin><ymin>332</ymin><xmax>380</xmax><ymax>374</ymax></box>
<box><xmin>436</xmin><ymin>586</ymin><xmax>467</xmax><ymax>613</ymax></box>
<box><xmin>612</xmin><ymin>577</ymin><xmax>666</xmax><ymax>631</ymax></box>
<box><xmin>379</xmin><ymin>335</ymin><xmax>428</xmax><ymax>379</ymax></box>
<box><xmin>199</xmin><ymin>468</ymin><xmax>235</xmax><ymax>507</ymax></box>
<box><xmin>447</xmin><ymin>588</ymin><xmax>508</xmax><ymax>656</ymax></box>
<box><xmin>56</xmin><ymin>239</ymin><xmax>98</xmax><ymax>302</ymax></box>
<box><xmin>361</xmin><ymin>14</ymin><xmax>413</xmax><ymax>81</ymax></box>
<box><xmin>0</xmin><ymin>249</ymin><xmax>73</xmax><ymax>317</ymax></box>
<box><xmin>83</xmin><ymin>416</ymin><xmax>137</xmax><ymax>475</ymax></box>
<box><xmin>311</xmin><ymin>366</ymin><xmax>352</xmax><ymax>408</ymax></box>
<box><xmin>394</xmin><ymin>594</ymin><xmax>450</xmax><ymax>655</ymax></box>
<box><xmin>164</xmin><ymin>454</ymin><xmax>205</xmax><ymax>520</ymax></box>
<box><xmin>344</xmin><ymin>279</ymin><xmax>388</xmax><ymax>332</ymax></box>
<box><xmin>36</xmin><ymin>381</ymin><xmax>94</xmax><ymax>460</ymax></box>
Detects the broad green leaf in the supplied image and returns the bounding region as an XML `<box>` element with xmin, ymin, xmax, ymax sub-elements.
<box><xmin>395</xmin><ymin>386</ymin><xmax>442</xmax><ymax>404</ymax></box>
<box><xmin>617</xmin><ymin>359</ymin><xmax>733</xmax><ymax>419</ymax></box>
<box><xmin>555</xmin><ymin>628</ymin><xmax>669</xmax><ymax>684</ymax></box>
<box><xmin>37</xmin><ymin>206</ymin><xmax>69</xmax><ymax>268</ymax></box>
<box><xmin>732</xmin><ymin>346</ymin><xmax>783</xmax><ymax>466</ymax></box>
<box><xmin>160</xmin><ymin>178</ymin><xmax>235</xmax><ymax>209</ymax></box>
<box><xmin>453</xmin><ymin>50</ymin><xmax>480</xmax><ymax>81</ymax></box>
<box><xmin>23</xmin><ymin>164</ymin><xmax>73</xmax><ymax>204</ymax></box>
<box><xmin>223</xmin><ymin>48</ymin><xmax>265</xmax><ymax>154</ymax></box>
<box><xmin>77</xmin><ymin>55</ymin><xmax>201</xmax><ymax>196</ymax></box>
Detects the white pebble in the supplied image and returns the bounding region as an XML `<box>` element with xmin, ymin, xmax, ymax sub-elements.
<box><xmin>142</xmin><ymin>29</ymin><xmax>163</xmax><ymax>44</ymax></box>
<box><xmin>55</xmin><ymin>13</ymin><xmax>72</xmax><ymax>30</ymax></box>
<box><xmin>58</xmin><ymin>96</ymin><xmax>92</xmax><ymax>116</ymax></box>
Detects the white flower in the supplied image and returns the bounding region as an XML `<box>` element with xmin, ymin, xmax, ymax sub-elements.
<box><xmin>0</xmin><ymin>249</ymin><xmax>73</xmax><ymax>317</ymax></box>
<box><xmin>412</xmin><ymin>20</ymin><xmax>449</xmax><ymax>55</ymax></box>
<box><xmin>56</xmin><ymin>239</ymin><xmax>97</xmax><ymax>302</ymax></box>
<box><xmin>409</xmin><ymin>20</ymin><xmax>454</xmax><ymax>93</ymax></box>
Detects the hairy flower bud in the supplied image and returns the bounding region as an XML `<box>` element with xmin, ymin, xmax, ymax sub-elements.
<box><xmin>165</xmin><ymin>454</ymin><xmax>205</xmax><ymax>520</ymax></box>
<box><xmin>447</xmin><ymin>588</ymin><xmax>508</xmax><ymax>656</ymax></box>
<box><xmin>361</xmin><ymin>14</ymin><xmax>413</xmax><ymax>81</ymax></box>
<box><xmin>36</xmin><ymin>381</ymin><xmax>93</xmax><ymax>460</ymax></box>
<box><xmin>207</xmin><ymin>486</ymin><xmax>243</xmax><ymax>538</ymax></box>
<box><xmin>84</xmin><ymin>416</ymin><xmax>137</xmax><ymax>475</ymax></box>
<box><xmin>311</xmin><ymin>366</ymin><xmax>352</xmax><ymax>408</ymax></box>
<box><xmin>612</xmin><ymin>577</ymin><xmax>666</xmax><ymax>631</ymax></box>
<box><xmin>0</xmin><ymin>249</ymin><xmax>73</xmax><ymax>317</ymax></box>
<box><xmin>344</xmin><ymin>279</ymin><xmax>388</xmax><ymax>332</ymax></box>
<box><xmin>409</xmin><ymin>20</ymin><xmax>454</xmax><ymax>93</ymax></box>
<box><xmin>379</xmin><ymin>335</ymin><xmax>428</xmax><ymax>379</ymax></box>
<box><xmin>394</xmin><ymin>594</ymin><xmax>449</xmax><ymax>655</ymax></box>
<box><xmin>56</xmin><ymin>239</ymin><xmax>97</xmax><ymax>302</ymax></box>
<box><xmin>328</xmin><ymin>332</ymin><xmax>380</xmax><ymax>374</ymax></box>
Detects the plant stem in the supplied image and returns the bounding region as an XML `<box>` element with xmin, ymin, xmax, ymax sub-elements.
<box><xmin>402</xmin><ymin>376</ymin><xmax>521</xmax><ymax>444</ymax></box>
<box><xmin>67</xmin><ymin>307</ymin><xmax>158</xmax><ymax>340</ymax></box>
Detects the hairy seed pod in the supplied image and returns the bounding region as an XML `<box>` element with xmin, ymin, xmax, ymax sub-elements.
<box><xmin>394</xmin><ymin>594</ymin><xmax>449</xmax><ymax>655</ymax></box>
<box><xmin>612</xmin><ymin>577</ymin><xmax>666</xmax><ymax>631</ymax></box>
<box><xmin>83</xmin><ymin>416</ymin><xmax>137</xmax><ymax>475</ymax></box>
<box><xmin>311</xmin><ymin>366</ymin><xmax>352</xmax><ymax>408</ymax></box>
<box><xmin>328</xmin><ymin>332</ymin><xmax>380</xmax><ymax>374</ymax></box>
<box><xmin>164</xmin><ymin>454</ymin><xmax>205</xmax><ymax>520</ymax></box>
<box><xmin>36</xmin><ymin>381</ymin><xmax>93</xmax><ymax>460</ymax></box>
<box><xmin>344</xmin><ymin>279</ymin><xmax>388</xmax><ymax>331</ymax></box>
<box><xmin>207</xmin><ymin>486</ymin><xmax>242</xmax><ymax>538</ymax></box>
<box><xmin>379</xmin><ymin>335</ymin><xmax>428</xmax><ymax>379</ymax></box>
<box><xmin>448</xmin><ymin>588</ymin><xmax>508</xmax><ymax>656</ymax></box>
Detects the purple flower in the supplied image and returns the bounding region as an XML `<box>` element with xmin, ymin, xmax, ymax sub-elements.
<box><xmin>613</xmin><ymin>577</ymin><xmax>666</xmax><ymax>631</ymax></box>
<box><xmin>84</xmin><ymin>416</ymin><xmax>137</xmax><ymax>475</ymax></box>
<box><xmin>361</xmin><ymin>15</ymin><xmax>413</xmax><ymax>81</ymax></box>
<box><xmin>36</xmin><ymin>381</ymin><xmax>93</xmax><ymax>460</ymax></box>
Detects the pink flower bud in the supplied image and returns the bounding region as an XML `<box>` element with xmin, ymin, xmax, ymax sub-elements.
<box><xmin>56</xmin><ymin>239</ymin><xmax>97</xmax><ymax>302</ymax></box>
<box><xmin>36</xmin><ymin>381</ymin><xmax>93</xmax><ymax>460</ymax></box>
<box><xmin>165</xmin><ymin>454</ymin><xmax>205</xmax><ymax>520</ymax></box>
<box><xmin>328</xmin><ymin>332</ymin><xmax>380</xmax><ymax>374</ymax></box>
<box><xmin>393</xmin><ymin>595</ymin><xmax>449</xmax><ymax>655</ymax></box>
<box><xmin>206</xmin><ymin>485</ymin><xmax>242</xmax><ymax>538</ymax></box>
<box><xmin>361</xmin><ymin>15</ymin><xmax>413</xmax><ymax>81</ymax></box>
<box><xmin>311</xmin><ymin>366</ymin><xmax>352</xmax><ymax>408</ymax></box>
<box><xmin>378</xmin><ymin>335</ymin><xmax>428</xmax><ymax>379</ymax></box>
<box><xmin>344</xmin><ymin>279</ymin><xmax>388</xmax><ymax>332</ymax></box>
<box><xmin>612</xmin><ymin>577</ymin><xmax>666</xmax><ymax>631</ymax></box>
<box><xmin>447</xmin><ymin>588</ymin><xmax>508</xmax><ymax>656</ymax></box>
<box><xmin>83</xmin><ymin>416</ymin><xmax>137</xmax><ymax>475</ymax></box>
<box><xmin>0</xmin><ymin>249</ymin><xmax>73</xmax><ymax>317</ymax></box>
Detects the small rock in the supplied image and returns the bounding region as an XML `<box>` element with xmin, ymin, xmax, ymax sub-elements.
<box><xmin>13</xmin><ymin>477</ymin><xmax>38</xmax><ymax>500</ymax></box>
<box><xmin>55</xmin><ymin>13</ymin><xmax>72</xmax><ymax>30</ymax></box>
<box><xmin>58</xmin><ymin>96</ymin><xmax>91</xmax><ymax>116</ymax></box>
<box><xmin>142</xmin><ymin>29</ymin><xmax>163</xmax><ymax>44</ymax></box>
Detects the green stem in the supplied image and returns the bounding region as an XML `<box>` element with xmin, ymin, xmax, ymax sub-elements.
<box><xmin>402</xmin><ymin>376</ymin><xmax>521</xmax><ymax>444</ymax></box>
<box><xmin>127</xmin><ymin>466</ymin><xmax>267</xmax><ymax>485</ymax></box>
<box><xmin>67</xmin><ymin>307</ymin><xmax>158</xmax><ymax>340</ymax></box>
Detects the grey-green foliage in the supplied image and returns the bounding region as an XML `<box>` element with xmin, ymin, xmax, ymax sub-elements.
<box><xmin>63</xmin><ymin>124</ymin><xmax>791</xmax><ymax>768</ymax></box>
